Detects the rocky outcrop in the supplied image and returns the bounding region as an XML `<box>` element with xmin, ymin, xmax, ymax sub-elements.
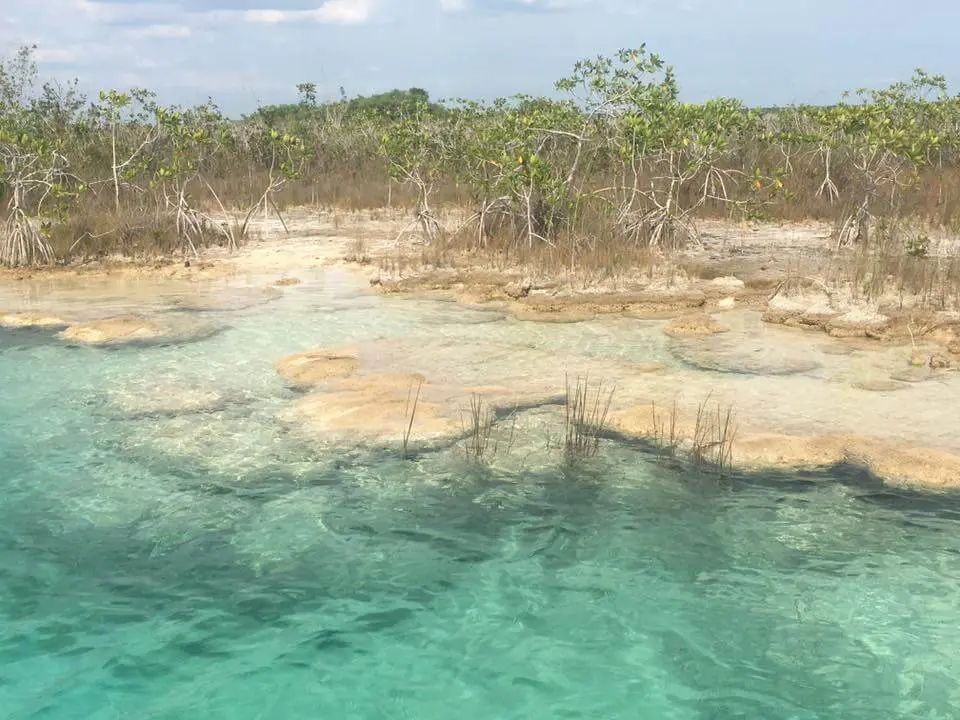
<box><xmin>761</xmin><ymin>290</ymin><xmax>839</xmax><ymax>330</ymax></box>
<box><xmin>908</xmin><ymin>351</ymin><xmax>951</xmax><ymax>369</ymax></box>
<box><xmin>710</xmin><ymin>276</ymin><xmax>745</xmax><ymax>293</ymax></box>
<box><xmin>504</xmin><ymin>278</ymin><xmax>532</xmax><ymax>299</ymax></box>
<box><xmin>825</xmin><ymin>310</ymin><xmax>890</xmax><ymax>339</ymax></box>
<box><xmin>509</xmin><ymin>305</ymin><xmax>596</xmax><ymax>323</ymax></box>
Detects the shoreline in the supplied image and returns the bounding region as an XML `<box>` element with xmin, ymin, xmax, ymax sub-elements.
<box><xmin>3</xmin><ymin>210</ymin><xmax>960</xmax><ymax>490</ymax></box>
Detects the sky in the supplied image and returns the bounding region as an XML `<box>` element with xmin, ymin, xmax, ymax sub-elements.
<box><xmin>1</xmin><ymin>0</ymin><xmax>959</xmax><ymax>115</ymax></box>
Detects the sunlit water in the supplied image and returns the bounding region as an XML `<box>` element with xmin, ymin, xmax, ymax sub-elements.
<box><xmin>2</xmin><ymin>269</ymin><xmax>960</xmax><ymax>719</ymax></box>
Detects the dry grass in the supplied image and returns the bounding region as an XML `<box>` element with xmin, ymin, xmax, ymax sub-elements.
<box><xmin>648</xmin><ymin>394</ymin><xmax>738</xmax><ymax>475</ymax></box>
<box><xmin>650</xmin><ymin>396</ymin><xmax>681</xmax><ymax>458</ymax></box>
<box><xmin>563</xmin><ymin>374</ymin><xmax>615</xmax><ymax>462</ymax></box>
<box><xmin>461</xmin><ymin>393</ymin><xmax>495</xmax><ymax>463</ymax></box>
<box><xmin>692</xmin><ymin>394</ymin><xmax>737</xmax><ymax>474</ymax></box>
<box><xmin>401</xmin><ymin>378</ymin><xmax>423</xmax><ymax>459</ymax></box>
<box><xmin>459</xmin><ymin>394</ymin><xmax>517</xmax><ymax>464</ymax></box>
<box><xmin>344</xmin><ymin>236</ymin><xmax>371</xmax><ymax>264</ymax></box>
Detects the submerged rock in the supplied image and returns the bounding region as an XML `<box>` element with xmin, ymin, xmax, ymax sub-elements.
<box><xmin>663</xmin><ymin>313</ymin><xmax>730</xmax><ymax>339</ymax></box>
<box><xmin>275</xmin><ymin>348</ymin><xmax>361</xmax><ymax>388</ymax></box>
<box><xmin>0</xmin><ymin>312</ymin><xmax>68</xmax><ymax>329</ymax></box>
<box><xmin>668</xmin><ymin>336</ymin><xmax>821</xmax><ymax>376</ymax></box>
<box><xmin>889</xmin><ymin>367</ymin><xmax>946</xmax><ymax>384</ymax></box>
<box><xmin>850</xmin><ymin>379</ymin><xmax>906</xmax><ymax>393</ymax></box>
<box><xmin>278</xmin><ymin>353</ymin><xmax>563</xmax><ymax>450</ymax></box>
<box><xmin>284</xmin><ymin>376</ymin><xmax>460</xmax><ymax>448</ymax></box>
<box><xmin>107</xmin><ymin>383</ymin><xmax>226</xmax><ymax>417</ymax></box>
<box><xmin>59</xmin><ymin>315</ymin><xmax>220</xmax><ymax>347</ymax></box>
<box><xmin>612</xmin><ymin>404</ymin><xmax>960</xmax><ymax>489</ymax></box>
<box><xmin>737</xmin><ymin>434</ymin><xmax>960</xmax><ymax>489</ymax></box>
<box><xmin>60</xmin><ymin>316</ymin><xmax>165</xmax><ymax>345</ymax></box>
<box><xmin>274</xmin><ymin>277</ymin><xmax>302</xmax><ymax>287</ymax></box>
<box><xmin>174</xmin><ymin>286</ymin><xmax>281</xmax><ymax>312</ymax></box>
<box><xmin>633</xmin><ymin>362</ymin><xmax>669</xmax><ymax>374</ymax></box>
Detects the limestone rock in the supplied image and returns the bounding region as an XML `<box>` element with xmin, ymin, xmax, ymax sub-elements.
<box><xmin>668</xmin><ymin>336</ymin><xmax>820</xmax><ymax>376</ymax></box>
<box><xmin>710</xmin><ymin>276</ymin><xmax>745</xmax><ymax>292</ymax></box>
<box><xmin>826</xmin><ymin>310</ymin><xmax>889</xmax><ymax>339</ymax></box>
<box><xmin>0</xmin><ymin>312</ymin><xmax>68</xmax><ymax>329</ymax></box>
<box><xmin>60</xmin><ymin>316</ymin><xmax>165</xmax><ymax>345</ymax></box>
<box><xmin>850</xmin><ymin>380</ymin><xmax>905</xmax><ymax>392</ymax></box>
<box><xmin>275</xmin><ymin>348</ymin><xmax>361</xmax><ymax>388</ymax></box>
<box><xmin>663</xmin><ymin>313</ymin><xmax>730</xmax><ymax>338</ymax></box>
<box><xmin>282</xmin><ymin>371</ymin><xmax>457</xmax><ymax>447</ymax></box>
<box><xmin>930</xmin><ymin>354</ymin><xmax>951</xmax><ymax>369</ymax></box>
<box><xmin>504</xmin><ymin>278</ymin><xmax>532</xmax><ymax>299</ymax></box>
<box><xmin>634</xmin><ymin>362</ymin><xmax>669</xmax><ymax>374</ymax></box>
<box><xmin>59</xmin><ymin>315</ymin><xmax>220</xmax><ymax>347</ymax></box>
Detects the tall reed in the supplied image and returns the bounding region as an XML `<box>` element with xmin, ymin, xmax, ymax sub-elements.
<box><xmin>563</xmin><ymin>374</ymin><xmax>615</xmax><ymax>462</ymax></box>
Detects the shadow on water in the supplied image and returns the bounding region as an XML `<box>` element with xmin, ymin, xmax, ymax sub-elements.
<box><xmin>3</xmin><ymin>417</ymin><xmax>960</xmax><ymax>718</ymax></box>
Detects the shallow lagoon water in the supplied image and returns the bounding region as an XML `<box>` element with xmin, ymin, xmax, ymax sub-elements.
<box><xmin>2</xmin><ymin>268</ymin><xmax>960</xmax><ymax>719</ymax></box>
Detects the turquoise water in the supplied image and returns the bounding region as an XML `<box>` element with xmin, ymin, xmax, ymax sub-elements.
<box><xmin>2</xmin><ymin>271</ymin><xmax>960</xmax><ymax>719</ymax></box>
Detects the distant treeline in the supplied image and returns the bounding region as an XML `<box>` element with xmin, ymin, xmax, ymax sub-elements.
<box><xmin>2</xmin><ymin>43</ymin><xmax>960</xmax><ymax>267</ymax></box>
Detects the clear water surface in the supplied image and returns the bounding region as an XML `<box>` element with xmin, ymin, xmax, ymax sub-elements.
<box><xmin>1</xmin><ymin>269</ymin><xmax>959</xmax><ymax>719</ymax></box>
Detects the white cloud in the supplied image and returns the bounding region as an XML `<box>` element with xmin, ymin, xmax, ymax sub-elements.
<box><xmin>236</xmin><ymin>1</ymin><xmax>374</xmax><ymax>25</ymax></box>
<box><xmin>439</xmin><ymin>0</ymin><xmax>469</xmax><ymax>10</ymax></box>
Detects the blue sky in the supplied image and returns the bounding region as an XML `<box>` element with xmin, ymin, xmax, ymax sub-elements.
<box><xmin>1</xmin><ymin>0</ymin><xmax>958</xmax><ymax>114</ymax></box>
